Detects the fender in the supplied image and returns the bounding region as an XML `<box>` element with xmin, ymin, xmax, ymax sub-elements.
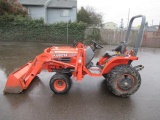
<box><xmin>102</xmin><ymin>55</ymin><xmax>138</xmax><ymax>74</ymax></box>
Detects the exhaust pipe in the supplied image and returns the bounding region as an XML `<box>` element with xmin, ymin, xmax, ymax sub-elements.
<box><xmin>133</xmin><ymin>65</ymin><xmax>144</xmax><ymax>71</ymax></box>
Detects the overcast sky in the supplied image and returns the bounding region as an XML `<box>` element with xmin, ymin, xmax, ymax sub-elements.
<box><xmin>77</xmin><ymin>0</ymin><xmax>160</xmax><ymax>27</ymax></box>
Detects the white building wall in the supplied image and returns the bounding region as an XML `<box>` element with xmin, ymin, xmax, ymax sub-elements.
<box><xmin>25</xmin><ymin>6</ymin><xmax>45</xmax><ymax>20</ymax></box>
<box><xmin>47</xmin><ymin>8</ymin><xmax>76</xmax><ymax>24</ymax></box>
<box><xmin>103</xmin><ymin>22</ymin><xmax>117</xmax><ymax>29</ymax></box>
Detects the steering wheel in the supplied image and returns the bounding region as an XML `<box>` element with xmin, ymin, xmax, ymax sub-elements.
<box><xmin>92</xmin><ymin>40</ymin><xmax>103</xmax><ymax>50</ymax></box>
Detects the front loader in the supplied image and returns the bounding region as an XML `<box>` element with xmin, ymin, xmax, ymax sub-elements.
<box><xmin>4</xmin><ymin>15</ymin><xmax>146</xmax><ymax>97</ymax></box>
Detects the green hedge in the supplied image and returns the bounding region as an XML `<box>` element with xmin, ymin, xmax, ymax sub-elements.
<box><xmin>0</xmin><ymin>15</ymin><xmax>87</xmax><ymax>43</ymax></box>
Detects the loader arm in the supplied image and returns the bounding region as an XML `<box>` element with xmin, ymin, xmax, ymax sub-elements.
<box><xmin>73</xmin><ymin>43</ymin><xmax>85</xmax><ymax>81</ymax></box>
<box><xmin>4</xmin><ymin>53</ymin><xmax>52</xmax><ymax>93</ymax></box>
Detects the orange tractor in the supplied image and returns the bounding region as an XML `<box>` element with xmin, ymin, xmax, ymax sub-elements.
<box><xmin>4</xmin><ymin>15</ymin><xmax>146</xmax><ymax>97</ymax></box>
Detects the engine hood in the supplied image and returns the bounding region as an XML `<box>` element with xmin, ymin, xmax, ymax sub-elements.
<box><xmin>46</xmin><ymin>46</ymin><xmax>78</xmax><ymax>58</ymax></box>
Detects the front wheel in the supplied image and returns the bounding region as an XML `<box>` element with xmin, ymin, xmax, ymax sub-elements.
<box><xmin>65</xmin><ymin>73</ymin><xmax>72</xmax><ymax>78</ymax></box>
<box><xmin>49</xmin><ymin>73</ymin><xmax>72</xmax><ymax>94</ymax></box>
<box><xmin>106</xmin><ymin>65</ymin><xmax>141</xmax><ymax>97</ymax></box>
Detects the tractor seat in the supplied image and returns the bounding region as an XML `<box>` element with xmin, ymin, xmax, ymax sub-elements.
<box><xmin>102</xmin><ymin>41</ymin><xmax>127</xmax><ymax>59</ymax></box>
<box><xmin>113</xmin><ymin>41</ymin><xmax>127</xmax><ymax>54</ymax></box>
<box><xmin>102</xmin><ymin>51</ymin><xmax>119</xmax><ymax>58</ymax></box>
<box><xmin>102</xmin><ymin>52</ymin><xmax>112</xmax><ymax>58</ymax></box>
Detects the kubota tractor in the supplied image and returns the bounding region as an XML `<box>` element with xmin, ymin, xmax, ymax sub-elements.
<box><xmin>4</xmin><ymin>15</ymin><xmax>146</xmax><ymax>97</ymax></box>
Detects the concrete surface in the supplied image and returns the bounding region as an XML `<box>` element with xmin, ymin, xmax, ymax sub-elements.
<box><xmin>0</xmin><ymin>42</ymin><xmax>160</xmax><ymax>120</ymax></box>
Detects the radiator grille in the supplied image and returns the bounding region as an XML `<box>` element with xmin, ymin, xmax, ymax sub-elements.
<box><xmin>54</xmin><ymin>57</ymin><xmax>71</xmax><ymax>63</ymax></box>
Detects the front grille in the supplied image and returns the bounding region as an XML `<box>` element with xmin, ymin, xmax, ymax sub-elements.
<box><xmin>54</xmin><ymin>57</ymin><xmax>71</xmax><ymax>63</ymax></box>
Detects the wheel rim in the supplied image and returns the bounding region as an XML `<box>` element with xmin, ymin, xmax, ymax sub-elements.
<box><xmin>117</xmin><ymin>74</ymin><xmax>135</xmax><ymax>91</ymax></box>
<box><xmin>54</xmin><ymin>80</ymin><xmax>66</xmax><ymax>92</ymax></box>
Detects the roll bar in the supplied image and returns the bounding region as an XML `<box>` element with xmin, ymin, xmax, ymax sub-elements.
<box><xmin>124</xmin><ymin>15</ymin><xmax>146</xmax><ymax>56</ymax></box>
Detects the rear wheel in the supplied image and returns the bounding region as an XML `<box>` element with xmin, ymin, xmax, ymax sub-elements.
<box><xmin>50</xmin><ymin>73</ymin><xmax>72</xmax><ymax>94</ymax></box>
<box><xmin>106</xmin><ymin>65</ymin><xmax>141</xmax><ymax>97</ymax></box>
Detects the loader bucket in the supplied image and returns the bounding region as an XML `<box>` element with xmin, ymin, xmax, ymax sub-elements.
<box><xmin>4</xmin><ymin>53</ymin><xmax>53</xmax><ymax>93</ymax></box>
<box><xmin>4</xmin><ymin>62</ymin><xmax>34</xmax><ymax>93</ymax></box>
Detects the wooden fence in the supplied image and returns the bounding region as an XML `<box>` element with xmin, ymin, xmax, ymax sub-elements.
<box><xmin>100</xmin><ymin>29</ymin><xmax>160</xmax><ymax>48</ymax></box>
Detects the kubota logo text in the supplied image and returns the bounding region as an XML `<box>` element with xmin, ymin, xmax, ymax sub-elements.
<box><xmin>53</xmin><ymin>54</ymin><xmax>68</xmax><ymax>57</ymax></box>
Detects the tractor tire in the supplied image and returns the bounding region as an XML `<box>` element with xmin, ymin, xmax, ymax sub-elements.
<box><xmin>65</xmin><ymin>73</ymin><xmax>72</xmax><ymax>78</ymax></box>
<box><xmin>103</xmin><ymin>74</ymin><xmax>107</xmax><ymax>78</ymax></box>
<box><xmin>50</xmin><ymin>73</ymin><xmax>72</xmax><ymax>94</ymax></box>
<box><xmin>65</xmin><ymin>73</ymin><xmax>73</xmax><ymax>85</ymax></box>
<box><xmin>106</xmin><ymin>65</ymin><xmax>141</xmax><ymax>97</ymax></box>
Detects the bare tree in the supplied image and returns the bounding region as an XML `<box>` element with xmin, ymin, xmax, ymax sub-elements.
<box><xmin>77</xmin><ymin>7</ymin><xmax>90</xmax><ymax>24</ymax></box>
<box><xmin>77</xmin><ymin>6</ymin><xmax>103</xmax><ymax>27</ymax></box>
<box><xmin>86</xmin><ymin>6</ymin><xmax>103</xmax><ymax>27</ymax></box>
